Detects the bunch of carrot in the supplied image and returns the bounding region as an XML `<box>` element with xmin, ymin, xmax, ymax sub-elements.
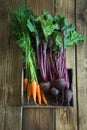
<box><xmin>24</xmin><ymin>78</ymin><xmax>48</xmax><ymax>105</ymax></box>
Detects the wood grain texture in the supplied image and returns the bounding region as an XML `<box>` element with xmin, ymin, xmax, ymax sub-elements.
<box><xmin>39</xmin><ymin>108</ymin><xmax>55</xmax><ymax>130</ymax></box>
<box><xmin>0</xmin><ymin>1</ymin><xmax>9</xmax><ymax>130</ymax></box>
<box><xmin>4</xmin><ymin>1</ymin><xmax>25</xmax><ymax>130</ymax></box>
<box><xmin>76</xmin><ymin>0</ymin><xmax>87</xmax><ymax>130</ymax></box>
<box><xmin>0</xmin><ymin>106</ymin><xmax>5</xmax><ymax>130</ymax></box>
<box><xmin>5</xmin><ymin>107</ymin><xmax>22</xmax><ymax>130</ymax></box>
<box><xmin>22</xmin><ymin>108</ymin><xmax>40</xmax><ymax>130</ymax></box>
<box><xmin>7</xmin><ymin>0</ymin><xmax>25</xmax><ymax>106</ymax></box>
<box><xmin>27</xmin><ymin>0</ymin><xmax>54</xmax><ymax>15</ymax></box>
<box><xmin>22</xmin><ymin>108</ymin><xmax>55</xmax><ymax>130</ymax></box>
<box><xmin>0</xmin><ymin>0</ymin><xmax>25</xmax><ymax>130</ymax></box>
<box><xmin>56</xmin><ymin>107</ymin><xmax>76</xmax><ymax>130</ymax></box>
<box><xmin>0</xmin><ymin>1</ymin><xmax>8</xmax><ymax>104</ymax></box>
<box><xmin>55</xmin><ymin>0</ymin><xmax>77</xmax><ymax>130</ymax></box>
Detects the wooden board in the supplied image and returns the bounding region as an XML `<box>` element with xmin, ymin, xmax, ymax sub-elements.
<box><xmin>0</xmin><ymin>0</ymin><xmax>24</xmax><ymax>130</ymax></box>
<box><xmin>76</xmin><ymin>0</ymin><xmax>87</xmax><ymax>130</ymax></box>
<box><xmin>7</xmin><ymin>0</ymin><xmax>25</xmax><ymax>106</ymax></box>
<box><xmin>5</xmin><ymin>107</ymin><xmax>22</xmax><ymax>130</ymax></box>
<box><xmin>0</xmin><ymin>106</ymin><xmax>5</xmax><ymax>130</ymax></box>
<box><xmin>55</xmin><ymin>0</ymin><xmax>77</xmax><ymax>130</ymax></box>
<box><xmin>39</xmin><ymin>108</ymin><xmax>55</xmax><ymax>130</ymax></box>
<box><xmin>22</xmin><ymin>108</ymin><xmax>55</xmax><ymax>130</ymax></box>
<box><xmin>56</xmin><ymin>107</ymin><xmax>76</xmax><ymax>130</ymax></box>
<box><xmin>0</xmin><ymin>1</ymin><xmax>8</xmax><ymax>130</ymax></box>
<box><xmin>22</xmin><ymin>108</ymin><xmax>40</xmax><ymax>130</ymax></box>
<box><xmin>27</xmin><ymin>0</ymin><xmax>54</xmax><ymax>15</ymax></box>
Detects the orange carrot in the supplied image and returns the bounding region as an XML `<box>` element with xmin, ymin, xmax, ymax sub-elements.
<box><xmin>31</xmin><ymin>81</ymin><xmax>37</xmax><ymax>103</ymax></box>
<box><xmin>41</xmin><ymin>89</ymin><xmax>48</xmax><ymax>105</ymax></box>
<box><xmin>27</xmin><ymin>83</ymin><xmax>31</xmax><ymax>101</ymax></box>
<box><xmin>36</xmin><ymin>84</ymin><xmax>41</xmax><ymax>105</ymax></box>
<box><xmin>24</xmin><ymin>78</ymin><xmax>28</xmax><ymax>91</ymax></box>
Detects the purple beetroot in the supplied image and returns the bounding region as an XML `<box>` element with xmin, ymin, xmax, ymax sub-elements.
<box><xmin>65</xmin><ymin>89</ymin><xmax>73</xmax><ymax>106</ymax></box>
<box><xmin>51</xmin><ymin>87</ymin><xmax>60</xmax><ymax>105</ymax></box>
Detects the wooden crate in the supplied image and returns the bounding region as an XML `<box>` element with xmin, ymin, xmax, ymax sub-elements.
<box><xmin>21</xmin><ymin>67</ymin><xmax>75</xmax><ymax>130</ymax></box>
<box><xmin>21</xmin><ymin>68</ymin><xmax>73</xmax><ymax>107</ymax></box>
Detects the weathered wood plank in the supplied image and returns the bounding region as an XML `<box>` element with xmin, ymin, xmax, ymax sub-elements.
<box><xmin>3</xmin><ymin>1</ymin><xmax>25</xmax><ymax>130</ymax></box>
<box><xmin>27</xmin><ymin>0</ymin><xmax>54</xmax><ymax>15</ymax></box>
<box><xmin>5</xmin><ymin>107</ymin><xmax>22</xmax><ymax>130</ymax></box>
<box><xmin>7</xmin><ymin>0</ymin><xmax>25</xmax><ymax>106</ymax></box>
<box><xmin>76</xmin><ymin>0</ymin><xmax>87</xmax><ymax>130</ymax></box>
<box><xmin>0</xmin><ymin>106</ymin><xmax>5</xmax><ymax>130</ymax></box>
<box><xmin>22</xmin><ymin>108</ymin><xmax>55</xmax><ymax>130</ymax></box>
<box><xmin>39</xmin><ymin>108</ymin><xmax>55</xmax><ymax>130</ymax></box>
<box><xmin>0</xmin><ymin>1</ymin><xmax>8</xmax><ymax>104</ymax></box>
<box><xmin>0</xmin><ymin>19</ymin><xmax>8</xmax><ymax>106</ymax></box>
<box><xmin>22</xmin><ymin>108</ymin><xmax>40</xmax><ymax>130</ymax></box>
<box><xmin>56</xmin><ymin>107</ymin><xmax>76</xmax><ymax>130</ymax></box>
<box><xmin>55</xmin><ymin>0</ymin><xmax>77</xmax><ymax>130</ymax></box>
<box><xmin>0</xmin><ymin>1</ymin><xmax>9</xmax><ymax>130</ymax></box>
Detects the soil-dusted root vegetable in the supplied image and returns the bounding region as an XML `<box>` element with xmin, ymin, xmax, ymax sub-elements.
<box><xmin>40</xmin><ymin>81</ymin><xmax>51</xmax><ymax>93</ymax></box>
<box><xmin>55</xmin><ymin>78</ymin><xmax>66</xmax><ymax>90</ymax></box>
<box><xmin>51</xmin><ymin>87</ymin><xmax>59</xmax><ymax>96</ymax></box>
<box><xmin>24</xmin><ymin>78</ymin><xmax>28</xmax><ymax>91</ymax></box>
<box><xmin>41</xmin><ymin>89</ymin><xmax>48</xmax><ymax>105</ymax></box>
<box><xmin>65</xmin><ymin>89</ymin><xmax>73</xmax><ymax>106</ymax></box>
<box><xmin>31</xmin><ymin>81</ymin><xmax>37</xmax><ymax>103</ymax></box>
<box><xmin>55</xmin><ymin>78</ymin><xmax>66</xmax><ymax>105</ymax></box>
<box><xmin>36</xmin><ymin>84</ymin><xmax>41</xmax><ymax>105</ymax></box>
<box><xmin>51</xmin><ymin>87</ymin><xmax>60</xmax><ymax>105</ymax></box>
<box><xmin>27</xmin><ymin>83</ymin><xmax>31</xmax><ymax>102</ymax></box>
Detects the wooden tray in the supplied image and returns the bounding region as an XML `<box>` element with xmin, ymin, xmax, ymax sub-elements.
<box><xmin>21</xmin><ymin>68</ymin><xmax>73</xmax><ymax>107</ymax></box>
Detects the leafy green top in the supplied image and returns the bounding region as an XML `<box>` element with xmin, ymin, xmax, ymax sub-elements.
<box><xmin>10</xmin><ymin>4</ymin><xmax>84</xmax><ymax>81</ymax></box>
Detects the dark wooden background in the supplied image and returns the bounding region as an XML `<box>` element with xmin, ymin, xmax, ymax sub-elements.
<box><xmin>0</xmin><ymin>0</ymin><xmax>87</xmax><ymax>130</ymax></box>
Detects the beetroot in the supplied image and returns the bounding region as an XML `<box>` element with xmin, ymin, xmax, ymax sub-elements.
<box><xmin>65</xmin><ymin>89</ymin><xmax>73</xmax><ymax>105</ymax></box>
<box><xmin>55</xmin><ymin>78</ymin><xmax>66</xmax><ymax>90</ymax></box>
<box><xmin>55</xmin><ymin>78</ymin><xmax>66</xmax><ymax>105</ymax></box>
<box><xmin>40</xmin><ymin>81</ymin><xmax>51</xmax><ymax>93</ymax></box>
<box><xmin>51</xmin><ymin>87</ymin><xmax>60</xmax><ymax>105</ymax></box>
<box><xmin>51</xmin><ymin>87</ymin><xmax>59</xmax><ymax>96</ymax></box>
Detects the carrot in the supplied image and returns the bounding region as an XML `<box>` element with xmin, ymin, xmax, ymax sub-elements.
<box><xmin>31</xmin><ymin>81</ymin><xmax>37</xmax><ymax>103</ymax></box>
<box><xmin>24</xmin><ymin>78</ymin><xmax>28</xmax><ymax>91</ymax></box>
<box><xmin>36</xmin><ymin>84</ymin><xmax>41</xmax><ymax>105</ymax></box>
<box><xmin>27</xmin><ymin>83</ymin><xmax>31</xmax><ymax>101</ymax></box>
<box><xmin>41</xmin><ymin>89</ymin><xmax>48</xmax><ymax>105</ymax></box>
